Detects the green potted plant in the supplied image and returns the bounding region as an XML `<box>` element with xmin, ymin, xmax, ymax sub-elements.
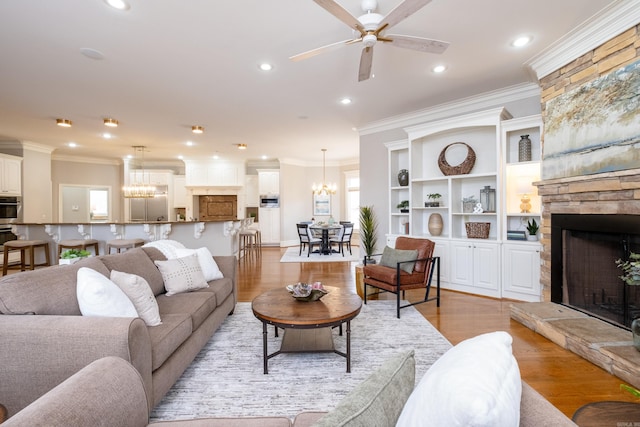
<box><xmin>359</xmin><ymin>205</ymin><xmax>378</xmax><ymax>264</ymax></box>
<box><xmin>616</xmin><ymin>252</ymin><xmax>640</xmax><ymax>351</ymax></box>
<box><xmin>396</xmin><ymin>200</ymin><xmax>409</xmax><ymax>213</ymax></box>
<box><xmin>59</xmin><ymin>248</ymin><xmax>91</xmax><ymax>265</ymax></box>
<box><xmin>526</xmin><ymin>218</ymin><xmax>539</xmax><ymax>241</ymax></box>
<box><xmin>424</xmin><ymin>193</ymin><xmax>442</xmax><ymax>207</ymax></box>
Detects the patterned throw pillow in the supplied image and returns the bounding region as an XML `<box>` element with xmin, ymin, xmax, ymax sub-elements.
<box><xmin>110</xmin><ymin>270</ymin><xmax>162</xmax><ymax>326</ymax></box>
<box><xmin>154</xmin><ymin>254</ymin><xmax>209</xmax><ymax>296</ymax></box>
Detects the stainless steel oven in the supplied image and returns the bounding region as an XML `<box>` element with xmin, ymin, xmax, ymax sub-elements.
<box><xmin>259</xmin><ymin>195</ymin><xmax>280</xmax><ymax>208</ymax></box>
<box><xmin>0</xmin><ymin>196</ymin><xmax>21</xmax><ymax>225</ymax></box>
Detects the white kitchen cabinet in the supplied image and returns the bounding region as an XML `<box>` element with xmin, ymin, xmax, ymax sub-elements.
<box><xmin>502</xmin><ymin>242</ymin><xmax>541</xmax><ymax>301</ymax></box>
<box><xmin>448</xmin><ymin>240</ymin><xmax>499</xmax><ymax>297</ymax></box>
<box><xmin>257</xmin><ymin>169</ymin><xmax>279</xmax><ymax>195</ymax></box>
<box><xmin>184</xmin><ymin>160</ymin><xmax>244</xmax><ymax>187</ymax></box>
<box><xmin>258</xmin><ymin>207</ymin><xmax>280</xmax><ymax>245</ymax></box>
<box><xmin>245</xmin><ymin>175</ymin><xmax>259</xmax><ymax>207</ymax></box>
<box><xmin>172</xmin><ymin>175</ymin><xmax>187</xmax><ymax>208</ymax></box>
<box><xmin>0</xmin><ymin>155</ymin><xmax>22</xmax><ymax>196</ymax></box>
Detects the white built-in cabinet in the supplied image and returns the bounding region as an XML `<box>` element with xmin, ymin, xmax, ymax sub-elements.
<box><xmin>257</xmin><ymin>169</ymin><xmax>280</xmax><ymax>195</ymax></box>
<box><xmin>385</xmin><ymin>108</ymin><xmax>543</xmax><ymax>301</ymax></box>
<box><xmin>185</xmin><ymin>161</ymin><xmax>244</xmax><ymax>187</ymax></box>
<box><xmin>245</xmin><ymin>175</ymin><xmax>259</xmax><ymax>207</ymax></box>
<box><xmin>0</xmin><ymin>154</ymin><xmax>22</xmax><ymax>196</ymax></box>
<box><xmin>172</xmin><ymin>175</ymin><xmax>187</xmax><ymax>208</ymax></box>
<box><xmin>259</xmin><ymin>207</ymin><xmax>281</xmax><ymax>244</ymax></box>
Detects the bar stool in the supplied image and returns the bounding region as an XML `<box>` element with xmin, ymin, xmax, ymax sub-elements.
<box><xmin>239</xmin><ymin>220</ymin><xmax>261</xmax><ymax>260</ymax></box>
<box><xmin>106</xmin><ymin>238</ymin><xmax>145</xmax><ymax>254</ymax></box>
<box><xmin>58</xmin><ymin>239</ymin><xmax>100</xmax><ymax>257</ymax></box>
<box><xmin>3</xmin><ymin>240</ymin><xmax>52</xmax><ymax>276</ymax></box>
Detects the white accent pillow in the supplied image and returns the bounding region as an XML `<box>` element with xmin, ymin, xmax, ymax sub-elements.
<box><xmin>110</xmin><ymin>270</ymin><xmax>162</xmax><ymax>326</ymax></box>
<box><xmin>397</xmin><ymin>331</ymin><xmax>522</xmax><ymax>427</ymax></box>
<box><xmin>142</xmin><ymin>239</ymin><xmax>186</xmax><ymax>259</ymax></box>
<box><xmin>76</xmin><ymin>267</ymin><xmax>137</xmax><ymax>318</ymax></box>
<box><xmin>154</xmin><ymin>253</ymin><xmax>209</xmax><ymax>296</ymax></box>
<box><xmin>175</xmin><ymin>247</ymin><xmax>223</xmax><ymax>281</ymax></box>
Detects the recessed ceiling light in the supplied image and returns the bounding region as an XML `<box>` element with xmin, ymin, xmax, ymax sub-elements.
<box><xmin>432</xmin><ymin>65</ymin><xmax>447</xmax><ymax>73</ymax></box>
<box><xmin>104</xmin><ymin>0</ymin><xmax>130</xmax><ymax>10</ymax></box>
<box><xmin>177</xmin><ymin>155</ymin><xmax>184</xmax><ymax>160</ymax></box>
<box><xmin>237</xmin><ymin>144</ymin><xmax>247</xmax><ymax>150</ymax></box>
<box><xmin>103</xmin><ymin>133</ymin><xmax>112</xmax><ymax>139</ymax></box>
<box><xmin>261</xmin><ymin>155</ymin><xmax>268</xmax><ymax>160</ymax></box>
<box><xmin>186</xmin><ymin>141</ymin><xmax>194</xmax><ymax>147</ymax></box>
<box><xmin>212</xmin><ymin>155</ymin><xmax>219</xmax><ymax>159</ymax></box>
<box><xmin>68</xmin><ymin>142</ymin><xmax>77</xmax><ymax>148</ymax></box>
<box><xmin>103</xmin><ymin>118</ymin><xmax>118</xmax><ymax>127</ymax></box>
<box><xmin>259</xmin><ymin>63</ymin><xmax>273</xmax><ymax>71</ymax></box>
<box><xmin>340</xmin><ymin>98</ymin><xmax>352</xmax><ymax>105</ymax></box>
<box><xmin>192</xmin><ymin>125</ymin><xmax>204</xmax><ymax>134</ymax></box>
<box><xmin>512</xmin><ymin>36</ymin><xmax>532</xmax><ymax>47</ymax></box>
<box><xmin>56</xmin><ymin>118</ymin><xmax>72</xmax><ymax>127</ymax></box>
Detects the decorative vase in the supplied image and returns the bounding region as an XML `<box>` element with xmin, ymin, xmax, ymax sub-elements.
<box><xmin>428</xmin><ymin>213</ymin><xmax>443</xmax><ymax>236</ymax></box>
<box><xmin>518</xmin><ymin>135</ymin><xmax>532</xmax><ymax>162</ymax></box>
<box><xmin>397</xmin><ymin>169</ymin><xmax>409</xmax><ymax>186</ymax></box>
<box><xmin>632</xmin><ymin>318</ymin><xmax>640</xmax><ymax>352</ymax></box>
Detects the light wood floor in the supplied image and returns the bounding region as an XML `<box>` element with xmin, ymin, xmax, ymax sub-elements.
<box><xmin>238</xmin><ymin>247</ymin><xmax>638</xmax><ymax>419</ymax></box>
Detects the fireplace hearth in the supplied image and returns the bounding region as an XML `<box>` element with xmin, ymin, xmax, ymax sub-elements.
<box><xmin>551</xmin><ymin>214</ymin><xmax>640</xmax><ymax>329</ymax></box>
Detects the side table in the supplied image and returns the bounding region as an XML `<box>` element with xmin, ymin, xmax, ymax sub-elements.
<box><xmin>572</xmin><ymin>401</ymin><xmax>640</xmax><ymax>426</ymax></box>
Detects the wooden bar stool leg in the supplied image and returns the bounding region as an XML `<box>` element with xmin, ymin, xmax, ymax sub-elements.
<box><xmin>44</xmin><ymin>243</ymin><xmax>51</xmax><ymax>267</ymax></box>
<box><xmin>2</xmin><ymin>247</ymin><xmax>9</xmax><ymax>276</ymax></box>
<box><xmin>29</xmin><ymin>245</ymin><xmax>35</xmax><ymax>270</ymax></box>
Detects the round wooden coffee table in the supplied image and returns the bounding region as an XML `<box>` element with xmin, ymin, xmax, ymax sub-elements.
<box><xmin>252</xmin><ymin>286</ymin><xmax>362</xmax><ymax>374</ymax></box>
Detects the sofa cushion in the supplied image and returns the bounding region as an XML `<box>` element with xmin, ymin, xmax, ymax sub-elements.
<box><xmin>111</xmin><ymin>270</ymin><xmax>162</xmax><ymax>326</ymax></box>
<box><xmin>396</xmin><ymin>331</ymin><xmax>521</xmax><ymax>427</ymax></box>
<box><xmin>363</xmin><ymin>264</ymin><xmax>425</xmax><ymax>287</ymax></box>
<box><xmin>76</xmin><ymin>267</ymin><xmax>138</xmax><ymax>318</ymax></box>
<box><xmin>100</xmin><ymin>247</ymin><xmax>166</xmax><ymax>296</ymax></box>
<box><xmin>155</xmin><ymin>254</ymin><xmax>209</xmax><ymax>296</ymax></box>
<box><xmin>379</xmin><ymin>246</ymin><xmax>418</xmax><ymax>273</ymax></box>
<box><xmin>312</xmin><ymin>350</ymin><xmax>415</xmax><ymax>427</ymax></box>
<box><xmin>147</xmin><ymin>313</ymin><xmax>193</xmax><ymax>371</ymax></box>
<box><xmin>0</xmin><ymin>257</ymin><xmax>109</xmax><ymax>315</ymax></box>
<box><xmin>156</xmin><ymin>291</ymin><xmax>216</xmax><ymax>330</ymax></box>
<box><xmin>175</xmin><ymin>247</ymin><xmax>224</xmax><ymax>281</ymax></box>
<box><xmin>197</xmin><ymin>276</ymin><xmax>234</xmax><ymax>307</ymax></box>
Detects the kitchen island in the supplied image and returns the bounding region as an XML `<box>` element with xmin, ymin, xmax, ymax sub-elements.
<box><xmin>11</xmin><ymin>220</ymin><xmax>242</xmax><ymax>264</ymax></box>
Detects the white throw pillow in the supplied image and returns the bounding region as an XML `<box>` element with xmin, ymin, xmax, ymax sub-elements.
<box><xmin>110</xmin><ymin>270</ymin><xmax>162</xmax><ymax>326</ymax></box>
<box><xmin>76</xmin><ymin>267</ymin><xmax>137</xmax><ymax>318</ymax></box>
<box><xmin>396</xmin><ymin>331</ymin><xmax>522</xmax><ymax>427</ymax></box>
<box><xmin>154</xmin><ymin>253</ymin><xmax>209</xmax><ymax>296</ymax></box>
<box><xmin>142</xmin><ymin>239</ymin><xmax>187</xmax><ymax>259</ymax></box>
<box><xmin>175</xmin><ymin>247</ymin><xmax>223</xmax><ymax>281</ymax></box>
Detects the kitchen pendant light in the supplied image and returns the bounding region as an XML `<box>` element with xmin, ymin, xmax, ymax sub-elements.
<box><xmin>123</xmin><ymin>146</ymin><xmax>156</xmax><ymax>198</ymax></box>
<box><xmin>312</xmin><ymin>149</ymin><xmax>337</xmax><ymax>196</ymax></box>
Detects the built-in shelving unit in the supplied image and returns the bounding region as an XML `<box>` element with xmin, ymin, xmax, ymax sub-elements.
<box><xmin>385</xmin><ymin>108</ymin><xmax>543</xmax><ymax>301</ymax></box>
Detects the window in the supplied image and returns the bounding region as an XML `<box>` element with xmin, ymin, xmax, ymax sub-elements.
<box><xmin>344</xmin><ymin>171</ymin><xmax>360</xmax><ymax>229</ymax></box>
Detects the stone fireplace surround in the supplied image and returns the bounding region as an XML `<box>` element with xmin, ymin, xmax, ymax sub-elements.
<box><xmin>510</xmin><ymin>169</ymin><xmax>640</xmax><ymax>390</ymax></box>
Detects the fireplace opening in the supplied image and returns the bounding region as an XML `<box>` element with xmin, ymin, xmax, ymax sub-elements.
<box><xmin>551</xmin><ymin>214</ymin><xmax>640</xmax><ymax>329</ymax></box>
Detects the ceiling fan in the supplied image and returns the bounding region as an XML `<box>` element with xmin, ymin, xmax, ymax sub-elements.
<box><xmin>290</xmin><ymin>0</ymin><xmax>449</xmax><ymax>82</ymax></box>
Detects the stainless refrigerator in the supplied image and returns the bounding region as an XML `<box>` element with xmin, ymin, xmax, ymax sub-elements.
<box><xmin>129</xmin><ymin>186</ymin><xmax>168</xmax><ymax>221</ymax></box>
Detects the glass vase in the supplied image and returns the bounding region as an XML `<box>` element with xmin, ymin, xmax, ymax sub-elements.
<box><xmin>518</xmin><ymin>135</ymin><xmax>532</xmax><ymax>162</ymax></box>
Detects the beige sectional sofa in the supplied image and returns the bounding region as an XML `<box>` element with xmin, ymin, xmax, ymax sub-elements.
<box><xmin>0</xmin><ymin>246</ymin><xmax>237</xmax><ymax>418</ymax></box>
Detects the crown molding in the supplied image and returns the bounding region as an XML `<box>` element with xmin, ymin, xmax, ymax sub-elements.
<box><xmin>21</xmin><ymin>141</ymin><xmax>55</xmax><ymax>154</ymax></box>
<box><xmin>358</xmin><ymin>82</ymin><xmax>540</xmax><ymax>136</ymax></box>
<box><xmin>52</xmin><ymin>154</ymin><xmax>122</xmax><ymax>166</ymax></box>
<box><xmin>525</xmin><ymin>0</ymin><xmax>640</xmax><ymax>79</ymax></box>
<box><xmin>279</xmin><ymin>157</ymin><xmax>359</xmax><ymax>168</ymax></box>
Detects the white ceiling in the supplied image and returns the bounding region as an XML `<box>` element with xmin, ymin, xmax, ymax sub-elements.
<box><xmin>0</xmin><ymin>0</ymin><xmax>615</xmax><ymax>166</ymax></box>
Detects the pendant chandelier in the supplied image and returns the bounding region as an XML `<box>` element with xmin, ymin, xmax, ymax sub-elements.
<box><xmin>123</xmin><ymin>146</ymin><xmax>156</xmax><ymax>198</ymax></box>
<box><xmin>312</xmin><ymin>148</ymin><xmax>337</xmax><ymax>196</ymax></box>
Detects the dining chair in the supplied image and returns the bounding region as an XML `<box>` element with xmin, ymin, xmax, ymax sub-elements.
<box><xmin>296</xmin><ymin>223</ymin><xmax>321</xmax><ymax>256</ymax></box>
<box><xmin>330</xmin><ymin>223</ymin><xmax>353</xmax><ymax>256</ymax></box>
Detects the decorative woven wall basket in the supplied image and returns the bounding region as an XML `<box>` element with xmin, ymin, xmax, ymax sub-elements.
<box><xmin>438</xmin><ymin>142</ymin><xmax>476</xmax><ymax>176</ymax></box>
<box><xmin>465</xmin><ymin>222</ymin><xmax>490</xmax><ymax>239</ymax></box>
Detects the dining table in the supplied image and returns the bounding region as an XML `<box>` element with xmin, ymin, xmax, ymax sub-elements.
<box><xmin>309</xmin><ymin>223</ymin><xmax>342</xmax><ymax>255</ymax></box>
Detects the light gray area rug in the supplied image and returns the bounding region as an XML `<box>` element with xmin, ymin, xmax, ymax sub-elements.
<box><xmin>279</xmin><ymin>246</ymin><xmax>361</xmax><ymax>263</ymax></box>
<box><xmin>151</xmin><ymin>300</ymin><xmax>452</xmax><ymax>422</ymax></box>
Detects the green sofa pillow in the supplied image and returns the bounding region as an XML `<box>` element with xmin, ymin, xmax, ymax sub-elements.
<box><xmin>312</xmin><ymin>350</ymin><xmax>415</xmax><ymax>427</ymax></box>
<box><xmin>380</xmin><ymin>246</ymin><xmax>419</xmax><ymax>273</ymax></box>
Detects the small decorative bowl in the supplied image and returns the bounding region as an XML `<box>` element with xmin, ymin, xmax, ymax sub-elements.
<box><xmin>286</xmin><ymin>282</ymin><xmax>328</xmax><ymax>302</ymax></box>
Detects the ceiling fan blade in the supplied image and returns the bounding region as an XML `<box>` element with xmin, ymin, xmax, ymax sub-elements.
<box><xmin>385</xmin><ymin>34</ymin><xmax>449</xmax><ymax>54</ymax></box>
<box><xmin>378</xmin><ymin>0</ymin><xmax>432</xmax><ymax>31</ymax></box>
<box><xmin>289</xmin><ymin>39</ymin><xmax>355</xmax><ymax>62</ymax></box>
<box><xmin>358</xmin><ymin>47</ymin><xmax>374</xmax><ymax>82</ymax></box>
<box><xmin>313</xmin><ymin>0</ymin><xmax>363</xmax><ymax>32</ymax></box>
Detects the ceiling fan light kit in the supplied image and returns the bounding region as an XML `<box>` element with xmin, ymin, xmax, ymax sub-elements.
<box><xmin>292</xmin><ymin>0</ymin><xmax>449</xmax><ymax>81</ymax></box>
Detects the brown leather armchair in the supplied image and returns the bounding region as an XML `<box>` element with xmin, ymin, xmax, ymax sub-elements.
<box><xmin>363</xmin><ymin>236</ymin><xmax>440</xmax><ymax>318</ymax></box>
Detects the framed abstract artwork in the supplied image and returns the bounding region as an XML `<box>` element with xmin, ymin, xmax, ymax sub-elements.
<box><xmin>313</xmin><ymin>194</ymin><xmax>331</xmax><ymax>216</ymax></box>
